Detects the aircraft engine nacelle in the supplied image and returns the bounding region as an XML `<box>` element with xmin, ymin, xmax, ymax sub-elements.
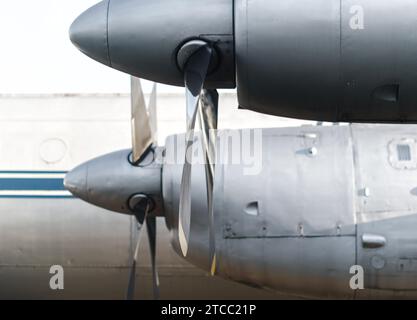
<box><xmin>71</xmin><ymin>0</ymin><xmax>417</xmax><ymax>123</ymax></box>
<box><xmin>235</xmin><ymin>0</ymin><xmax>417</xmax><ymax>123</ymax></box>
<box><xmin>163</xmin><ymin>125</ymin><xmax>417</xmax><ymax>299</ymax></box>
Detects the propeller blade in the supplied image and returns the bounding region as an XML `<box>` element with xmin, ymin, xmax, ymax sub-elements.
<box><xmin>126</xmin><ymin>209</ymin><xmax>148</xmax><ymax>300</ymax></box>
<box><xmin>131</xmin><ymin>77</ymin><xmax>153</xmax><ymax>163</ymax></box>
<box><xmin>148</xmin><ymin>83</ymin><xmax>158</xmax><ymax>145</ymax></box>
<box><xmin>198</xmin><ymin>89</ymin><xmax>219</xmax><ymax>275</ymax></box>
<box><xmin>178</xmin><ymin>44</ymin><xmax>213</xmax><ymax>257</ymax></box>
<box><xmin>146</xmin><ymin>216</ymin><xmax>160</xmax><ymax>300</ymax></box>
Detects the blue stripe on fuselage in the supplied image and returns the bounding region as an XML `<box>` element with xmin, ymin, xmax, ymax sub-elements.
<box><xmin>0</xmin><ymin>178</ymin><xmax>66</xmax><ymax>191</ymax></box>
<box><xmin>0</xmin><ymin>171</ymin><xmax>74</xmax><ymax>198</ymax></box>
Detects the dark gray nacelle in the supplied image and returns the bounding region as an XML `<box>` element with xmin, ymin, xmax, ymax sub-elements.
<box><xmin>71</xmin><ymin>0</ymin><xmax>417</xmax><ymax>123</ymax></box>
<box><xmin>236</xmin><ymin>0</ymin><xmax>417</xmax><ymax>123</ymax></box>
<box><xmin>70</xmin><ymin>0</ymin><xmax>235</xmax><ymax>88</ymax></box>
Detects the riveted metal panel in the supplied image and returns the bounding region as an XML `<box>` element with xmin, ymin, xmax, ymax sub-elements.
<box><xmin>353</xmin><ymin>124</ymin><xmax>417</xmax><ymax>293</ymax></box>
<box><xmin>356</xmin><ymin>214</ymin><xmax>417</xmax><ymax>292</ymax></box>
<box><xmin>351</xmin><ymin>124</ymin><xmax>417</xmax><ymax>217</ymax></box>
<box><xmin>218</xmin><ymin>126</ymin><xmax>356</xmax><ymax>238</ymax></box>
<box><xmin>218</xmin><ymin>237</ymin><xmax>356</xmax><ymax>299</ymax></box>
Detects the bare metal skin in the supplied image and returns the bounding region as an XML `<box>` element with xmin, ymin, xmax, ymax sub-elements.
<box><xmin>65</xmin><ymin>0</ymin><xmax>417</xmax><ymax>299</ymax></box>
<box><xmin>65</xmin><ymin>125</ymin><xmax>417</xmax><ymax>299</ymax></box>
<box><xmin>70</xmin><ymin>0</ymin><xmax>417</xmax><ymax>123</ymax></box>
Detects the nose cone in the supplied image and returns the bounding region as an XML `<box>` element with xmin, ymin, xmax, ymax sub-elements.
<box><xmin>69</xmin><ymin>0</ymin><xmax>111</xmax><ymax>66</ymax></box>
<box><xmin>64</xmin><ymin>163</ymin><xmax>88</xmax><ymax>201</ymax></box>
<box><xmin>64</xmin><ymin>150</ymin><xmax>163</xmax><ymax>215</ymax></box>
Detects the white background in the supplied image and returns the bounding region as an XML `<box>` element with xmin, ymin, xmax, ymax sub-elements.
<box><xmin>0</xmin><ymin>0</ymin><xmax>184</xmax><ymax>94</ymax></box>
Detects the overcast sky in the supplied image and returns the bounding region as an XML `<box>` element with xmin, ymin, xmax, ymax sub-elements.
<box><xmin>0</xmin><ymin>0</ymin><xmax>188</xmax><ymax>94</ymax></box>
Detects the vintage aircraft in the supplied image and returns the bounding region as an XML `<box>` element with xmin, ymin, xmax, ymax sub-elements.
<box><xmin>0</xmin><ymin>92</ymin><xmax>285</xmax><ymax>300</ymax></box>
<box><xmin>65</xmin><ymin>0</ymin><xmax>417</xmax><ymax>299</ymax></box>
<box><xmin>69</xmin><ymin>0</ymin><xmax>417</xmax><ymax>123</ymax></box>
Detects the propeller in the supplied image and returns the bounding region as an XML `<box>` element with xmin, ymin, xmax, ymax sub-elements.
<box><xmin>130</xmin><ymin>77</ymin><xmax>154</xmax><ymax>164</ymax></box>
<box><xmin>198</xmin><ymin>89</ymin><xmax>219</xmax><ymax>275</ymax></box>
<box><xmin>127</xmin><ymin>40</ymin><xmax>220</xmax><ymax>298</ymax></box>
<box><xmin>126</xmin><ymin>78</ymin><xmax>160</xmax><ymax>300</ymax></box>
<box><xmin>177</xmin><ymin>41</ymin><xmax>219</xmax><ymax>275</ymax></box>
<box><xmin>126</xmin><ymin>195</ymin><xmax>160</xmax><ymax>300</ymax></box>
<box><xmin>148</xmin><ymin>83</ymin><xmax>158</xmax><ymax>144</ymax></box>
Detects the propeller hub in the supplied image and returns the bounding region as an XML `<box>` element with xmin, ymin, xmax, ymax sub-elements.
<box><xmin>177</xmin><ymin>40</ymin><xmax>219</xmax><ymax>74</ymax></box>
<box><xmin>63</xmin><ymin>162</ymin><xmax>87</xmax><ymax>200</ymax></box>
<box><xmin>129</xmin><ymin>194</ymin><xmax>155</xmax><ymax>222</ymax></box>
<box><xmin>69</xmin><ymin>0</ymin><xmax>111</xmax><ymax>67</ymax></box>
<box><xmin>64</xmin><ymin>148</ymin><xmax>163</xmax><ymax>216</ymax></box>
<box><xmin>69</xmin><ymin>0</ymin><xmax>235</xmax><ymax>88</ymax></box>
